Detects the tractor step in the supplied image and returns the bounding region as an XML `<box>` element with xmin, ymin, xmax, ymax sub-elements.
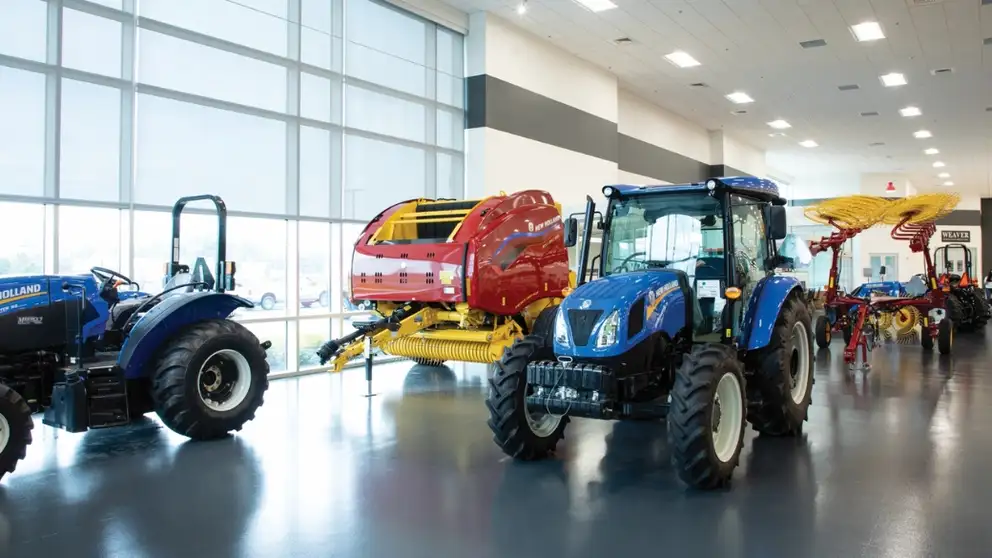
<box><xmin>85</xmin><ymin>365</ymin><xmax>130</xmax><ymax>428</ymax></box>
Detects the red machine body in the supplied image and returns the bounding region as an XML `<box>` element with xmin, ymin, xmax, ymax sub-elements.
<box><xmin>350</xmin><ymin>190</ymin><xmax>570</xmax><ymax>316</ymax></box>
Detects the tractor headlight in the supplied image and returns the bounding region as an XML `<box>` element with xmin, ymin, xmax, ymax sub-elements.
<box><xmin>596</xmin><ymin>310</ymin><xmax>620</xmax><ymax>348</ymax></box>
<box><xmin>554</xmin><ymin>307</ymin><xmax>570</xmax><ymax>347</ymax></box>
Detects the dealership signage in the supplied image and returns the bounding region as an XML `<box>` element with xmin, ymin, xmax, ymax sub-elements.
<box><xmin>940</xmin><ymin>230</ymin><xmax>971</xmax><ymax>243</ymax></box>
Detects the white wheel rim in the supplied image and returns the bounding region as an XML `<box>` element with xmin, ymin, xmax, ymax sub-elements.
<box><xmin>524</xmin><ymin>393</ymin><xmax>562</xmax><ymax>438</ymax></box>
<box><xmin>0</xmin><ymin>413</ymin><xmax>9</xmax><ymax>455</ymax></box>
<box><xmin>790</xmin><ymin>321</ymin><xmax>811</xmax><ymax>404</ymax></box>
<box><xmin>197</xmin><ymin>349</ymin><xmax>252</xmax><ymax>412</ymax></box>
<box><xmin>712</xmin><ymin>373</ymin><xmax>743</xmax><ymax>463</ymax></box>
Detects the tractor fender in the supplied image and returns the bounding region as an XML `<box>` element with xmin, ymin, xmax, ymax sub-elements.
<box><xmin>117</xmin><ymin>292</ymin><xmax>253</xmax><ymax>379</ymax></box>
<box><xmin>740</xmin><ymin>276</ymin><xmax>803</xmax><ymax>351</ymax></box>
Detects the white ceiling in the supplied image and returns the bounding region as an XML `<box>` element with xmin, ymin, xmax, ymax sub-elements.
<box><xmin>440</xmin><ymin>0</ymin><xmax>992</xmax><ymax>196</ymax></box>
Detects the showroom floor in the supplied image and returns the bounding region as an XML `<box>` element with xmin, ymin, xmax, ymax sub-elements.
<box><xmin>2</xmin><ymin>332</ymin><xmax>990</xmax><ymax>558</ymax></box>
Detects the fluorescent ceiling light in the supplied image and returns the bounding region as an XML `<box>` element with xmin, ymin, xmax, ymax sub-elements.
<box><xmin>938</xmin><ymin>172</ymin><xmax>950</xmax><ymax>178</ymax></box>
<box><xmin>571</xmin><ymin>0</ymin><xmax>617</xmax><ymax>11</ymax></box>
<box><xmin>725</xmin><ymin>91</ymin><xmax>754</xmax><ymax>104</ymax></box>
<box><xmin>665</xmin><ymin>51</ymin><xmax>701</xmax><ymax>68</ymax></box>
<box><xmin>913</xmin><ymin>130</ymin><xmax>932</xmax><ymax>139</ymax></box>
<box><xmin>943</xmin><ymin>181</ymin><xmax>954</xmax><ymax>186</ymax></box>
<box><xmin>767</xmin><ymin>119</ymin><xmax>791</xmax><ymax>129</ymax></box>
<box><xmin>516</xmin><ymin>1</ymin><xmax>526</xmax><ymax>14</ymax></box>
<box><xmin>933</xmin><ymin>161</ymin><xmax>945</xmax><ymax>168</ymax></box>
<box><xmin>851</xmin><ymin>21</ymin><xmax>885</xmax><ymax>42</ymax></box>
<box><xmin>799</xmin><ymin>139</ymin><xmax>818</xmax><ymax>148</ymax></box>
<box><xmin>924</xmin><ymin>148</ymin><xmax>939</xmax><ymax>155</ymax></box>
<box><xmin>899</xmin><ymin>106</ymin><xmax>921</xmax><ymax>117</ymax></box>
<box><xmin>880</xmin><ymin>72</ymin><xmax>907</xmax><ymax>87</ymax></box>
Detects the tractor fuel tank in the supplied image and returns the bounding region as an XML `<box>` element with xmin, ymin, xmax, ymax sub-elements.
<box><xmin>350</xmin><ymin>190</ymin><xmax>570</xmax><ymax>316</ymax></box>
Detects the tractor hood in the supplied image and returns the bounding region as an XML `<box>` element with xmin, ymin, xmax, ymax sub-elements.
<box><xmin>554</xmin><ymin>270</ymin><xmax>689</xmax><ymax>359</ymax></box>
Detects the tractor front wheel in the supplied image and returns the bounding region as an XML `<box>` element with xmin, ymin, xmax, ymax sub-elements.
<box><xmin>487</xmin><ymin>335</ymin><xmax>568</xmax><ymax>460</ymax></box>
<box><xmin>938</xmin><ymin>318</ymin><xmax>953</xmax><ymax>355</ymax></box>
<box><xmin>151</xmin><ymin>319</ymin><xmax>270</xmax><ymax>440</ymax></box>
<box><xmin>814</xmin><ymin>315</ymin><xmax>831</xmax><ymax>348</ymax></box>
<box><xmin>0</xmin><ymin>384</ymin><xmax>33</xmax><ymax>483</ymax></box>
<box><xmin>746</xmin><ymin>295</ymin><xmax>814</xmax><ymax>437</ymax></box>
<box><xmin>668</xmin><ymin>343</ymin><xmax>746</xmax><ymax>489</ymax></box>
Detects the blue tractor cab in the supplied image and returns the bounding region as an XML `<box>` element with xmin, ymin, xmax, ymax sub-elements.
<box><xmin>0</xmin><ymin>195</ymin><xmax>271</xmax><ymax>482</ymax></box>
<box><xmin>486</xmin><ymin>177</ymin><xmax>814</xmax><ymax>489</ymax></box>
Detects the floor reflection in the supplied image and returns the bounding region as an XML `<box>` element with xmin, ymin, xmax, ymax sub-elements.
<box><xmin>3</xmin><ymin>331</ymin><xmax>992</xmax><ymax>557</ymax></box>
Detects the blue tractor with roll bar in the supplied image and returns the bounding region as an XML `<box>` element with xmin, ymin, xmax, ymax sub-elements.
<box><xmin>486</xmin><ymin>176</ymin><xmax>814</xmax><ymax>489</ymax></box>
<box><xmin>0</xmin><ymin>195</ymin><xmax>271</xmax><ymax>482</ymax></box>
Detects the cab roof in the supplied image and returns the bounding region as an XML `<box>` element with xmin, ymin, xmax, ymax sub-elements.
<box><xmin>607</xmin><ymin>176</ymin><xmax>785</xmax><ymax>205</ymax></box>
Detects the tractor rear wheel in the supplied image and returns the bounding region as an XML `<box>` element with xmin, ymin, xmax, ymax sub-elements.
<box><xmin>668</xmin><ymin>343</ymin><xmax>746</xmax><ymax>489</ymax></box>
<box><xmin>746</xmin><ymin>295</ymin><xmax>814</xmax><ymax>437</ymax></box>
<box><xmin>487</xmin><ymin>335</ymin><xmax>568</xmax><ymax>460</ymax></box>
<box><xmin>938</xmin><ymin>319</ymin><xmax>953</xmax><ymax>355</ymax></box>
<box><xmin>814</xmin><ymin>315</ymin><xmax>831</xmax><ymax>348</ymax></box>
<box><xmin>151</xmin><ymin>319</ymin><xmax>270</xmax><ymax>440</ymax></box>
<box><xmin>0</xmin><ymin>384</ymin><xmax>33</xmax><ymax>482</ymax></box>
<box><xmin>946</xmin><ymin>294</ymin><xmax>969</xmax><ymax>332</ymax></box>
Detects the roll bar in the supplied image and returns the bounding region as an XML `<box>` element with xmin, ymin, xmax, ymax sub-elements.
<box><xmin>167</xmin><ymin>195</ymin><xmax>232</xmax><ymax>293</ymax></box>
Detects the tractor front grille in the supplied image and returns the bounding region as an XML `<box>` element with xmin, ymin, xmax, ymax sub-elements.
<box><xmin>567</xmin><ymin>309</ymin><xmax>603</xmax><ymax>346</ymax></box>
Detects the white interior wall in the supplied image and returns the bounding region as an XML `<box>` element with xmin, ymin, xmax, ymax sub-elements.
<box><xmin>722</xmin><ymin>134</ymin><xmax>767</xmax><ymax>177</ymax></box>
<box><xmin>617</xmin><ymin>89</ymin><xmax>710</xmax><ymax>164</ymax></box>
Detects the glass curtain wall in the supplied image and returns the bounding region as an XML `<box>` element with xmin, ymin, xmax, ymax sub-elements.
<box><xmin>0</xmin><ymin>0</ymin><xmax>466</xmax><ymax>376</ymax></box>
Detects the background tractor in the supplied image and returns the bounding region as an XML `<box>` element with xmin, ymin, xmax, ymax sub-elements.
<box><xmin>486</xmin><ymin>177</ymin><xmax>815</xmax><ymax>489</ymax></box>
<box><xmin>934</xmin><ymin>243</ymin><xmax>990</xmax><ymax>331</ymax></box>
<box><xmin>316</xmin><ymin>190</ymin><xmax>572</xmax><ymax>375</ymax></box>
<box><xmin>0</xmin><ymin>195</ymin><xmax>270</xmax><ymax>482</ymax></box>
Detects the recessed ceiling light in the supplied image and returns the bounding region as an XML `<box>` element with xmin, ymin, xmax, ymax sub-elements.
<box><xmin>799</xmin><ymin>139</ymin><xmax>818</xmax><ymax>148</ymax></box>
<box><xmin>725</xmin><ymin>91</ymin><xmax>754</xmax><ymax>104</ymax></box>
<box><xmin>943</xmin><ymin>181</ymin><xmax>954</xmax><ymax>186</ymax></box>
<box><xmin>913</xmin><ymin>130</ymin><xmax>932</xmax><ymax>139</ymax></box>
<box><xmin>938</xmin><ymin>172</ymin><xmax>950</xmax><ymax>178</ymax></box>
<box><xmin>851</xmin><ymin>21</ymin><xmax>885</xmax><ymax>42</ymax></box>
<box><xmin>900</xmin><ymin>106</ymin><xmax>922</xmax><ymax>117</ymax></box>
<box><xmin>880</xmin><ymin>72</ymin><xmax>907</xmax><ymax>87</ymax></box>
<box><xmin>516</xmin><ymin>1</ymin><xmax>526</xmax><ymax>14</ymax></box>
<box><xmin>571</xmin><ymin>0</ymin><xmax>617</xmax><ymax>12</ymax></box>
<box><xmin>923</xmin><ymin>148</ymin><xmax>939</xmax><ymax>155</ymax></box>
<box><xmin>665</xmin><ymin>51</ymin><xmax>700</xmax><ymax>68</ymax></box>
<box><xmin>933</xmin><ymin>161</ymin><xmax>945</xmax><ymax>168</ymax></box>
<box><xmin>767</xmin><ymin>119</ymin><xmax>791</xmax><ymax>129</ymax></box>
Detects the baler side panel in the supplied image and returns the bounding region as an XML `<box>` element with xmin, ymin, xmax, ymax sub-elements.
<box><xmin>469</xmin><ymin>194</ymin><xmax>569</xmax><ymax>315</ymax></box>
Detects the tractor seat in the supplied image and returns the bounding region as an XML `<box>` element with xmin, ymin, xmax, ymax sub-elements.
<box><xmin>108</xmin><ymin>297</ymin><xmax>147</xmax><ymax>330</ymax></box>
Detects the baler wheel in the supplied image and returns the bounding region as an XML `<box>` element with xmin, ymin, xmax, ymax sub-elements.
<box><xmin>487</xmin><ymin>335</ymin><xmax>567</xmax><ymax>460</ymax></box>
<box><xmin>938</xmin><ymin>319</ymin><xmax>953</xmax><ymax>355</ymax></box>
<box><xmin>814</xmin><ymin>315</ymin><xmax>831</xmax><ymax>348</ymax></box>
<box><xmin>0</xmin><ymin>384</ymin><xmax>33</xmax><ymax>482</ymax></box>
<box><xmin>151</xmin><ymin>319</ymin><xmax>270</xmax><ymax>440</ymax></box>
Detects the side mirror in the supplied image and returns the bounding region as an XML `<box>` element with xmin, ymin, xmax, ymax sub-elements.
<box><xmin>564</xmin><ymin>217</ymin><xmax>578</xmax><ymax>248</ymax></box>
<box><xmin>766</xmin><ymin>205</ymin><xmax>787</xmax><ymax>240</ymax></box>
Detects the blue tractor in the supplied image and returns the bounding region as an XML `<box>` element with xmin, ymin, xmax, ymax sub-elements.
<box><xmin>486</xmin><ymin>177</ymin><xmax>814</xmax><ymax>489</ymax></box>
<box><xmin>0</xmin><ymin>195</ymin><xmax>270</xmax><ymax>482</ymax></box>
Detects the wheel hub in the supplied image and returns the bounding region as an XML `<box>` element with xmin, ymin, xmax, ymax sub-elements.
<box><xmin>711</xmin><ymin>372</ymin><xmax>743</xmax><ymax>463</ymax></box>
<box><xmin>197</xmin><ymin>349</ymin><xmax>253</xmax><ymax>412</ymax></box>
<box><xmin>0</xmin><ymin>412</ymin><xmax>9</xmax><ymax>454</ymax></box>
<box><xmin>789</xmin><ymin>321</ymin><xmax>811</xmax><ymax>405</ymax></box>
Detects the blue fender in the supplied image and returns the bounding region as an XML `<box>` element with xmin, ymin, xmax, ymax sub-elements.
<box><xmin>117</xmin><ymin>292</ymin><xmax>253</xmax><ymax>379</ymax></box>
<box><xmin>740</xmin><ymin>276</ymin><xmax>803</xmax><ymax>351</ymax></box>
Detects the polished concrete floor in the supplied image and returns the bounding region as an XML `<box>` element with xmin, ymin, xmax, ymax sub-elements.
<box><xmin>2</xmin><ymin>330</ymin><xmax>992</xmax><ymax>558</ymax></box>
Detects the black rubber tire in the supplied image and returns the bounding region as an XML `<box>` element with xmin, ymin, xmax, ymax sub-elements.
<box><xmin>529</xmin><ymin>305</ymin><xmax>559</xmax><ymax>360</ymax></box>
<box><xmin>921</xmin><ymin>324</ymin><xmax>934</xmax><ymax>351</ymax></box>
<box><xmin>946</xmin><ymin>294</ymin><xmax>970</xmax><ymax>332</ymax></box>
<box><xmin>814</xmin><ymin>315</ymin><xmax>831</xmax><ymax>348</ymax></box>
<box><xmin>486</xmin><ymin>335</ymin><xmax>568</xmax><ymax>460</ymax></box>
<box><xmin>0</xmin><ymin>384</ymin><xmax>33</xmax><ymax>483</ymax></box>
<box><xmin>746</xmin><ymin>295</ymin><xmax>814</xmax><ymax>437</ymax></box>
<box><xmin>938</xmin><ymin>318</ymin><xmax>953</xmax><ymax>355</ymax></box>
<box><xmin>411</xmin><ymin>358</ymin><xmax>445</xmax><ymax>367</ymax></box>
<box><xmin>668</xmin><ymin>343</ymin><xmax>746</xmax><ymax>489</ymax></box>
<box><xmin>151</xmin><ymin>319</ymin><xmax>270</xmax><ymax>440</ymax></box>
<box><xmin>842</xmin><ymin>322</ymin><xmax>852</xmax><ymax>345</ymax></box>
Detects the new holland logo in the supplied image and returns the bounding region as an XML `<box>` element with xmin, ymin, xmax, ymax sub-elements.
<box><xmin>0</xmin><ymin>284</ymin><xmax>43</xmax><ymax>303</ymax></box>
<box><xmin>646</xmin><ymin>280</ymin><xmax>680</xmax><ymax>317</ymax></box>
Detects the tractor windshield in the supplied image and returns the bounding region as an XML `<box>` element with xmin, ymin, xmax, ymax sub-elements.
<box><xmin>604</xmin><ymin>192</ymin><xmax>725</xmax><ymax>281</ymax></box>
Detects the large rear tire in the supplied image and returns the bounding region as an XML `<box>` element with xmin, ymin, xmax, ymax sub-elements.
<box><xmin>746</xmin><ymin>295</ymin><xmax>814</xmax><ymax>437</ymax></box>
<box><xmin>0</xmin><ymin>385</ymin><xmax>33</xmax><ymax>483</ymax></box>
<box><xmin>938</xmin><ymin>318</ymin><xmax>953</xmax><ymax>355</ymax></box>
<box><xmin>486</xmin><ymin>335</ymin><xmax>568</xmax><ymax>460</ymax></box>
<box><xmin>151</xmin><ymin>319</ymin><xmax>270</xmax><ymax>440</ymax></box>
<box><xmin>668</xmin><ymin>343</ymin><xmax>746</xmax><ymax>489</ymax></box>
<box><xmin>814</xmin><ymin>315</ymin><xmax>831</xmax><ymax>348</ymax></box>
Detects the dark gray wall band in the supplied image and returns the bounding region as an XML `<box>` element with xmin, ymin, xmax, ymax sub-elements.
<box><xmin>709</xmin><ymin>164</ymin><xmax>750</xmax><ymax>178</ymax></box>
<box><xmin>466</xmin><ymin>74</ymin><xmax>712</xmax><ymax>184</ymax></box>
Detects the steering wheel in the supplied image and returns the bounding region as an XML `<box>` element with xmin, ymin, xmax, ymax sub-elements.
<box><xmin>91</xmin><ymin>266</ymin><xmax>136</xmax><ymax>288</ymax></box>
<box><xmin>613</xmin><ymin>252</ymin><xmax>647</xmax><ymax>274</ymax></box>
